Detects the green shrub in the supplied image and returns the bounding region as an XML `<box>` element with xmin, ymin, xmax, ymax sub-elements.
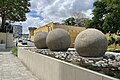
<box><xmin>107</xmin><ymin>36</ymin><xmax>115</xmax><ymax>46</ymax></box>
<box><xmin>11</xmin><ymin>47</ymin><xmax>18</xmax><ymax>56</ymax></box>
<box><xmin>115</xmin><ymin>37</ymin><xmax>120</xmax><ymax>45</ymax></box>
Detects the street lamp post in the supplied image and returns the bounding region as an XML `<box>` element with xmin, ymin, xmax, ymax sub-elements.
<box><xmin>5</xmin><ymin>23</ymin><xmax>9</xmax><ymax>48</ymax></box>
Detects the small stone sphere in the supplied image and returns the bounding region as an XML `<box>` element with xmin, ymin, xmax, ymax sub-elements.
<box><xmin>74</xmin><ymin>28</ymin><xmax>108</xmax><ymax>57</ymax></box>
<box><xmin>34</xmin><ymin>32</ymin><xmax>48</xmax><ymax>49</ymax></box>
<box><xmin>46</xmin><ymin>28</ymin><xmax>71</xmax><ymax>51</ymax></box>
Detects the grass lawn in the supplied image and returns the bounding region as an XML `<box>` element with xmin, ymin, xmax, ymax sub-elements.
<box><xmin>11</xmin><ymin>47</ymin><xmax>18</xmax><ymax>56</ymax></box>
<box><xmin>107</xmin><ymin>47</ymin><xmax>120</xmax><ymax>52</ymax></box>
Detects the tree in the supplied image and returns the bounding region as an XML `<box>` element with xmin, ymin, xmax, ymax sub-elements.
<box><xmin>63</xmin><ymin>12</ymin><xmax>89</xmax><ymax>27</ymax></box>
<box><xmin>73</xmin><ymin>11</ymin><xmax>86</xmax><ymax>26</ymax></box>
<box><xmin>85</xmin><ymin>0</ymin><xmax>120</xmax><ymax>35</ymax></box>
<box><xmin>63</xmin><ymin>17</ymin><xmax>76</xmax><ymax>26</ymax></box>
<box><xmin>73</xmin><ymin>11</ymin><xmax>87</xmax><ymax>26</ymax></box>
<box><xmin>0</xmin><ymin>0</ymin><xmax>30</xmax><ymax>32</ymax></box>
<box><xmin>76</xmin><ymin>18</ymin><xmax>89</xmax><ymax>27</ymax></box>
<box><xmin>73</xmin><ymin>12</ymin><xmax>85</xmax><ymax>19</ymax></box>
<box><xmin>63</xmin><ymin>17</ymin><xmax>88</xmax><ymax>27</ymax></box>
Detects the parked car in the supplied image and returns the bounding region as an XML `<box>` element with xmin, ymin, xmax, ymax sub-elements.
<box><xmin>18</xmin><ymin>39</ymin><xmax>22</xmax><ymax>42</ymax></box>
<box><xmin>22</xmin><ymin>40</ymin><xmax>27</xmax><ymax>45</ymax></box>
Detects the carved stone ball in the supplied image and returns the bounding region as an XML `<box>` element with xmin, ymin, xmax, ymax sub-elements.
<box><xmin>34</xmin><ymin>32</ymin><xmax>48</xmax><ymax>49</ymax></box>
<box><xmin>74</xmin><ymin>28</ymin><xmax>108</xmax><ymax>57</ymax></box>
<box><xmin>46</xmin><ymin>28</ymin><xmax>71</xmax><ymax>51</ymax></box>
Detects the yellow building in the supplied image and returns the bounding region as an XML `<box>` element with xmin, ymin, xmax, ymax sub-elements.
<box><xmin>28</xmin><ymin>27</ymin><xmax>37</xmax><ymax>41</ymax></box>
<box><xmin>32</xmin><ymin>22</ymin><xmax>85</xmax><ymax>47</ymax></box>
<box><xmin>29</xmin><ymin>22</ymin><xmax>120</xmax><ymax>49</ymax></box>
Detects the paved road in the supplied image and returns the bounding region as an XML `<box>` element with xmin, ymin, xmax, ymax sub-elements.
<box><xmin>18</xmin><ymin>41</ymin><xmax>35</xmax><ymax>47</ymax></box>
<box><xmin>0</xmin><ymin>52</ymin><xmax>39</xmax><ymax>80</ymax></box>
<box><xmin>27</xmin><ymin>41</ymin><xmax>35</xmax><ymax>47</ymax></box>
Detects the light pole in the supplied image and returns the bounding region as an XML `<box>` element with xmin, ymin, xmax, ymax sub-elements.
<box><xmin>5</xmin><ymin>25</ymin><xmax>7</xmax><ymax>48</ymax></box>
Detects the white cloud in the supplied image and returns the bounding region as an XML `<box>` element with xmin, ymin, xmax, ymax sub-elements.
<box><xmin>14</xmin><ymin>0</ymin><xmax>95</xmax><ymax>34</ymax></box>
<box><xmin>13</xmin><ymin>14</ymin><xmax>43</xmax><ymax>34</ymax></box>
<box><xmin>39</xmin><ymin>0</ymin><xmax>94</xmax><ymax>21</ymax></box>
<box><xmin>83</xmin><ymin>9</ymin><xmax>93</xmax><ymax>19</ymax></box>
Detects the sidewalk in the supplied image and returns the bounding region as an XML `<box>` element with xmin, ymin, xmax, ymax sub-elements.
<box><xmin>0</xmin><ymin>52</ymin><xmax>39</xmax><ymax>80</ymax></box>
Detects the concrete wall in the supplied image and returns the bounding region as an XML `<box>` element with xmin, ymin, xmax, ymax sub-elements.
<box><xmin>18</xmin><ymin>48</ymin><xmax>119</xmax><ymax>80</ymax></box>
<box><xmin>0</xmin><ymin>32</ymin><xmax>15</xmax><ymax>48</ymax></box>
<box><xmin>0</xmin><ymin>44</ymin><xmax>5</xmax><ymax>49</ymax></box>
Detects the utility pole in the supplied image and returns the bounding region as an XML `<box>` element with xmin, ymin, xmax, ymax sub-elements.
<box><xmin>5</xmin><ymin>24</ymin><xmax>7</xmax><ymax>48</ymax></box>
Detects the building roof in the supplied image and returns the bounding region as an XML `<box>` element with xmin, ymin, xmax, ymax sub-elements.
<box><xmin>36</xmin><ymin>22</ymin><xmax>85</xmax><ymax>30</ymax></box>
<box><xmin>28</xmin><ymin>27</ymin><xmax>37</xmax><ymax>30</ymax></box>
<box><xmin>37</xmin><ymin>22</ymin><xmax>53</xmax><ymax>30</ymax></box>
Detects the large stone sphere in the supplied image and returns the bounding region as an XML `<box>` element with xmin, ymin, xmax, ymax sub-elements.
<box><xmin>34</xmin><ymin>32</ymin><xmax>48</xmax><ymax>49</ymax></box>
<box><xmin>74</xmin><ymin>28</ymin><xmax>108</xmax><ymax>57</ymax></box>
<box><xmin>46</xmin><ymin>28</ymin><xmax>71</xmax><ymax>51</ymax></box>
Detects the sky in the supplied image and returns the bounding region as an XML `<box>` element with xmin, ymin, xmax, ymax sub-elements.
<box><xmin>14</xmin><ymin>0</ymin><xmax>96</xmax><ymax>34</ymax></box>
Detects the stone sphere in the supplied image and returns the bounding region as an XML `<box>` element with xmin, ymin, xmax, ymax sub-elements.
<box><xmin>46</xmin><ymin>28</ymin><xmax>71</xmax><ymax>51</ymax></box>
<box><xmin>74</xmin><ymin>28</ymin><xmax>108</xmax><ymax>57</ymax></box>
<box><xmin>34</xmin><ymin>32</ymin><xmax>48</xmax><ymax>49</ymax></box>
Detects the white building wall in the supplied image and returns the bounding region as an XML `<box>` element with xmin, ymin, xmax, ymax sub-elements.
<box><xmin>0</xmin><ymin>33</ymin><xmax>15</xmax><ymax>48</ymax></box>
